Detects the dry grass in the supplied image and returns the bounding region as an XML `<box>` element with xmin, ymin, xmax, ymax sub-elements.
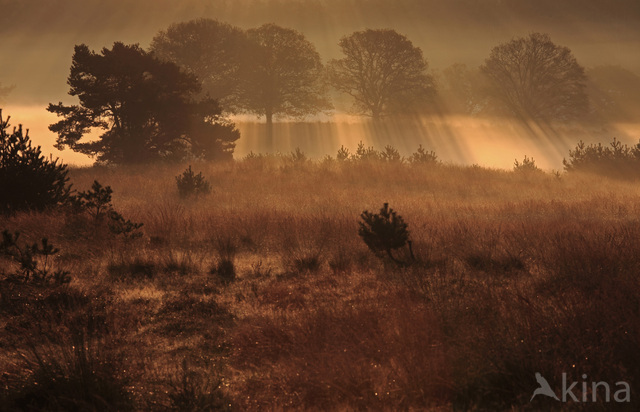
<box><xmin>2</xmin><ymin>157</ymin><xmax>640</xmax><ymax>410</ymax></box>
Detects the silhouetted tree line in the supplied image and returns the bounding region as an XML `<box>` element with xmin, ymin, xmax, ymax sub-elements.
<box><xmin>48</xmin><ymin>18</ymin><xmax>629</xmax><ymax>164</ymax></box>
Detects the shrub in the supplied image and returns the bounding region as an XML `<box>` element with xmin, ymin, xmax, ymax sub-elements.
<box><xmin>0</xmin><ymin>110</ymin><xmax>71</xmax><ymax>214</ymax></box>
<box><xmin>288</xmin><ymin>147</ymin><xmax>308</xmax><ymax>164</ymax></box>
<box><xmin>513</xmin><ymin>155</ymin><xmax>541</xmax><ymax>173</ymax></box>
<box><xmin>2</xmin><ymin>332</ymin><xmax>132</xmax><ymax>411</ymax></box>
<box><xmin>353</xmin><ymin>141</ymin><xmax>380</xmax><ymax>161</ymax></box>
<box><xmin>0</xmin><ymin>230</ymin><xmax>71</xmax><ymax>284</ymax></box>
<box><xmin>72</xmin><ymin>180</ymin><xmax>143</xmax><ymax>239</ymax></box>
<box><xmin>563</xmin><ymin>138</ymin><xmax>640</xmax><ymax>178</ymax></box>
<box><xmin>380</xmin><ymin>145</ymin><xmax>402</xmax><ymax>162</ymax></box>
<box><xmin>358</xmin><ymin>203</ymin><xmax>414</xmax><ymax>265</ymax></box>
<box><xmin>408</xmin><ymin>144</ymin><xmax>438</xmax><ymax>165</ymax></box>
<box><xmin>167</xmin><ymin>358</ymin><xmax>230</xmax><ymax>411</ymax></box>
<box><xmin>176</xmin><ymin>165</ymin><xmax>212</xmax><ymax>198</ymax></box>
<box><xmin>336</xmin><ymin>145</ymin><xmax>351</xmax><ymax>161</ymax></box>
<box><xmin>210</xmin><ymin>237</ymin><xmax>237</xmax><ymax>284</ymax></box>
<box><xmin>73</xmin><ymin>180</ymin><xmax>113</xmax><ymax>220</ymax></box>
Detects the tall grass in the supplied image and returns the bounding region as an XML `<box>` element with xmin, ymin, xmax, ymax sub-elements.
<box><xmin>2</xmin><ymin>156</ymin><xmax>640</xmax><ymax>409</ymax></box>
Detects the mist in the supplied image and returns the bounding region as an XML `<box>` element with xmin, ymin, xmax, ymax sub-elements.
<box><xmin>1</xmin><ymin>0</ymin><xmax>639</xmax><ymax>167</ymax></box>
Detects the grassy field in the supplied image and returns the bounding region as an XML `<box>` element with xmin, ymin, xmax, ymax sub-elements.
<box><xmin>1</xmin><ymin>155</ymin><xmax>640</xmax><ymax>410</ymax></box>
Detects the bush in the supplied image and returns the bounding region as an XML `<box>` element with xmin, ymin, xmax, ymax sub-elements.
<box><xmin>72</xmin><ymin>180</ymin><xmax>143</xmax><ymax>239</ymax></box>
<box><xmin>0</xmin><ymin>230</ymin><xmax>71</xmax><ymax>284</ymax></box>
<box><xmin>167</xmin><ymin>358</ymin><xmax>230</xmax><ymax>411</ymax></box>
<box><xmin>380</xmin><ymin>145</ymin><xmax>402</xmax><ymax>162</ymax></box>
<box><xmin>408</xmin><ymin>144</ymin><xmax>438</xmax><ymax>165</ymax></box>
<box><xmin>0</xmin><ymin>110</ymin><xmax>71</xmax><ymax>214</ymax></box>
<box><xmin>336</xmin><ymin>145</ymin><xmax>351</xmax><ymax>161</ymax></box>
<box><xmin>353</xmin><ymin>141</ymin><xmax>381</xmax><ymax>161</ymax></box>
<box><xmin>513</xmin><ymin>155</ymin><xmax>541</xmax><ymax>173</ymax></box>
<box><xmin>210</xmin><ymin>237</ymin><xmax>237</xmax><ymax>284</ymax></box>
<box><xmin>563</xmin><ymin>138</ymin><xmax>640</xmax><ymax>178</ymax></box>
<box><xmin>358</xmin><ymin>203</ymin><xmax>414</xmax><ymax>265</ymax></box>
<box><xmin>176</xmin><ymin>166</ymin><xmax>212</xmax><ymax>198</ymax></box>
<box><xmin>2</xmin><ymin>332</ymin><xmax>132</xmax><ymax>411</ymax></box>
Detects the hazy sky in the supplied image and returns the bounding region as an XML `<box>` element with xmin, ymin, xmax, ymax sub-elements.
<box><xmin>1</xmin><ymin>0</ymin><xmax>638</xmax><ymax>168</ymax></box>
<box><xmin>1</xmin><ymin>0</ymin><xmax>639</xmax><ymax>104</ymax></box>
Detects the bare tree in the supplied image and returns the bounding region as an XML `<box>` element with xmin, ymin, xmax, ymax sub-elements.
<box><xmin>149</xmin><ymin>19</ymin><xmax>246</xmax><ymax>111</ymax></box>
<box><xmin>481</xmin><ymin>33</ymin><xmax>588</xmax><ymax>121</ymax></box>
<box><xmin>237</xmin><ymin>23</ymin><xmax>330</xmax><ymax>145</ymax></box>
<box><xmin>328</xmin><ymin>29</ymin><xmax>435</xmax><ymax>119</ymax></box>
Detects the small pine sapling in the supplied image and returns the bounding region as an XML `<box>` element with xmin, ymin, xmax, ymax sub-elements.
<box><xmin>409</xmin><ymin>145</ymin><xmax>438</xmax><ymax>165</ymax></box>
<box><xmin>0</xmin><ymin>110</ymin><xmax>71</xmax><ymax>214</ymax></box>
<box><xmin>0</xmin><ymin>230</ymin><xmax>71</xmax><ymax>284</ymax></box>
<box><xmin>358</xmin><ymin>203</ymin><xmax>415</xmax><ymax>265</ymax></box>
<box><xmin>176</xmin><ymin>166</ymin><xmax>212</xmax><ymax>198</ymax></box>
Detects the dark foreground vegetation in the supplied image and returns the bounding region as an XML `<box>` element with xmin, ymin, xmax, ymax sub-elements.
<box><xmin>2</xmin><ymin>114</ymin><xmax>640</xmax><ymax>410</ymax></box>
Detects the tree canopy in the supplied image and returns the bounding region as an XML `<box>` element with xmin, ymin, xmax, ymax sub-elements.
<box><xmin>328</xmin><ymin>29</ymin><xmax>436</xmax><ymax>119</ymax></box>
<box><xmin>237</xmin><ymin>23</ymin><xmax>330</xmax><ymax>144</ymax></box>
<box><xmin>149</xmin><ymin>19</ymin><xmax>246</xmax><ymax>111</ymax></box>
<box><xmin>480</xmin><ymin>33</ymin><xmax>588</xmax><ymax>121</ymax></box>
<box><xmin>48</xmin><ymin>42</ymin><xmax>239</xmax><ymax>164</ymax></box>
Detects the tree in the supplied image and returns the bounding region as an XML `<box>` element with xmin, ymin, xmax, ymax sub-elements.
<box><xmin>440</xmin><ymin>63</ymin><xmax>487</xmax><ymax>115</ymax></box>
<box><xmin>237</xmin><ymin>23</ymin><xmax>330</xmax><ymax>145</ymax></box>
<box><xmin>586</xmin><ymin>65</ymin><xmax>640</xmax><ymax>120</ymax></box>
<box><xmin>328</xmin><ymin>29</ymin><xmax>436</xmax><ymax>119</ymax></box>
<box><xmin>149</xmin><ymin>19</ymin><xmax>247</xmax><ymax>111</ymax></box>
<box><xmin>0</xmin><ymin>110</ymin><xmax>71</xmax><ymax>214</ymax></box>
<box><xmin>480</xmin><ymin>33</ymin><xmax>588</xmax><ymax>121</ymax></box>
<box><xmin>48</xmin><ymin>42</ymin><xmax>239</xmax><ymax>164</ymax></box>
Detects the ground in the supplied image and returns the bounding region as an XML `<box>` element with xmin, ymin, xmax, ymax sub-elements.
<box><xmin>1</xmin><ymin>156</ymin><xmax>639</xmax><ymax>410</ymax></box>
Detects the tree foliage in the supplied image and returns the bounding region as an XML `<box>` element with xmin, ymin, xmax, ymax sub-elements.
<box><xmin>0</xmin><ymin>110</ymin><xmax>71</xmax><ymax>215</ymax></box>
<box><xmin>48</xmin><ymin>42</ymin><xmax>239</xmax><ymax>164</ymax></box>
<box><xmin>328</xmin><ymin>29</ymin><xmax>436</xmax><ymax>119</ymax></box>
<box><xmin>238</xmin><ymin>24</ymin><xmax>330</xmax><ymax>143</ymax></box>
<box><xmin>358</xmin><ymin>203</ymin><xmax>411</xmax><ymax>264</ymax></box>
<box><xmin>563</xmin><ymin>138</ymin><xmax>640</xmax><ymax>178</ymax></box>
<box><xmin>149</xmin><ymin>18</ymin><xmax>247</xmax><ymax>110</ymax></box>
<box><xmin>586</xmin><ymin>65</ymin><xmax>640</xmax><ymax>121</ymax></box>
<box><xmin>481</xmin><ymin>33</ymin><xmax>588</xmax><ymax>121</ymax></box>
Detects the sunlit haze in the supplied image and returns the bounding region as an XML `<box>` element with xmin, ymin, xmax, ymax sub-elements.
<box><xmin>1</xmin><ymin>0</ymin><xmax>639</xmax><ymax>168</ymax></box>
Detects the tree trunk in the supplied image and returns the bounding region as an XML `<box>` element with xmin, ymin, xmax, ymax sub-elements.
<box><xmin>265</xmin><ymin>109</ymin><xmax>273</xmax><ymax>151</ymax></box>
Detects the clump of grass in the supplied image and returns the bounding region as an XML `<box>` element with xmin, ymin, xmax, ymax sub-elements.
<box><xmin>166</xmin><ymin>358</ymin><xmax>231</xmax><ymax>411</ymax></box>
<box><xmin>1</xmin><ymin>331</ymin><xmax>132</xmax><ymax>411</ymax></box>
<box><xmin>210</xmin><ymin>237</ymin><xmax>237</xmax><ymax>285</ymax></box>
<box><xmin>292</xmin><ymin>254</ymin><xmax>322</xmax><ymax>274</ymax></box>
<box><xmin>107</xmin><ymin>257</ymin><xmax>158</xmax><ymax>281</ymax></box>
